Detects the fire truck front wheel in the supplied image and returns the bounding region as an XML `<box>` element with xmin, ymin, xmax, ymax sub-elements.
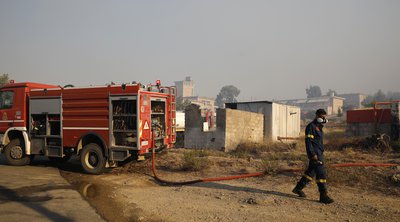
<box><xmin>81</xmin><ymin>143</ymin><xmax>106</xmax><ymax>174</ymax></box>
<box><xmin>3</xmin><ymin>138</ymin><xmax>31</xmax><ymax>166</ymax></box>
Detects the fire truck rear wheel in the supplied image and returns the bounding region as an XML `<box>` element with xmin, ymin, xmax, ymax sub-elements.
<box><xmin>81</xmin><ymin>143</ymin><xmax>106</xmax><ymax>174</ymax></box>
<box><xmin>3</xmin><ymin>138</ymin><xmax>31</xmax><ymax>166</ymax></box>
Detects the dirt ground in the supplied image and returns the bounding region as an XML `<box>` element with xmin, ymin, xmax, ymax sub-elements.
<box><xmin>60</xmin><ymin>142</ymin><xmax>400</xmax><ymax>222</ymax></box>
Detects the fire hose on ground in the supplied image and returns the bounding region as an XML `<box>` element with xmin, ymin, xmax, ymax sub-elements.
<box><xmin>151</xmin><ymin>145</ymin><xmax>399</xmax><ymax>186</ymax></box>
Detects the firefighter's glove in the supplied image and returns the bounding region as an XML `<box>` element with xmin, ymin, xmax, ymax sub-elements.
<box><xmin>312</xmin><ymin>156</ymin><xmax>323</xmax><ymax>166</ymax></box>
<box><xmin>312</xmin><ymin>160</ymin><xmax>324</xmax><ymax>166</ymax></box>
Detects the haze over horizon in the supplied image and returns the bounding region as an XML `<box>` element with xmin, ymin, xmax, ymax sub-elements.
<box><xmin>1</xmin><ymin>0</ymin><xmax>399</xmax><ymax>101</ymax></box>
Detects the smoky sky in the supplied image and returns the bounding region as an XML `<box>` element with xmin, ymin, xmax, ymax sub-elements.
<box><xmin>0</xmin><ymin>0</ymin><xmax>399</xmax><ymax>101</ymax></box>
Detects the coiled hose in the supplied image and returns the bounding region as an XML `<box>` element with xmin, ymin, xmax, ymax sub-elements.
<box><xmin>151</xmin><ymin>147</ymin><xmax>399</xmax><ymax>186</ymax></box>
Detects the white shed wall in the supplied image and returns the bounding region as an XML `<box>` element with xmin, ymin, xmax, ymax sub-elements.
<box><xmin>271</xmin><ymin>103</ymin><xmax>301</xmax><ymax>141</ymax></box>
<box><xmin>236</xmin><ymin>102</ymin><xmax>300</xmax><ymax>141</ymax></box>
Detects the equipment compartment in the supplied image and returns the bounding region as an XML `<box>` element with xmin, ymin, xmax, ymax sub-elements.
<box><xmin>111</xmin><ymin>98</ymin><xmax>137</xmax><ymax>147</ymax></box>
<box><xmin>29</xmin><ymin>98</ymin><xmax>63</xmax><ymax>157</ymax></box>
<box><xmin>151</xmin><ymin>100</ymin><xmax>166</xmax><ymax>148</ymax></box>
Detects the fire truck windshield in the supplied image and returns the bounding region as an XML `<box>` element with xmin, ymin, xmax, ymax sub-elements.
<box><xmin>0</xmin><ymin>91</ymin><xmax>14</xmax><ymax>109</ymax></box>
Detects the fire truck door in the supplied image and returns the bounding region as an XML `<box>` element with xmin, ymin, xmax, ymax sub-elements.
<box><xmin>0</xmin><ymin>88</ymin><xmax>24</xmax><ymax>134</ymax></box>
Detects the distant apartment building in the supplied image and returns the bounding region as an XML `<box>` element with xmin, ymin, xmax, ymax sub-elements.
<box><xmin>174</xmin><ymin>77</ymin><xmax>216</xmax><ymax>113</ymax></box>
<box><xmin>338</xmin><ymin>93</ymin><xmax>366</xmax><ymax>109</ymax></box>
<box><xmin>279</xmin><ymin>94</ymin><xmax>344</xmax><ymax>116</ymax></box>
<box><xmin>174</xmin><ymin>76</ymin><xmax>194</xmax><ymax>98</ymax></box>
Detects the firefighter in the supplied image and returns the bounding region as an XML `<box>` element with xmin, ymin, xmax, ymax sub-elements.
<box><xmin>292</xmin><ymin>109</ymin><xmax>334</xmax><ymax>204</ymax></box>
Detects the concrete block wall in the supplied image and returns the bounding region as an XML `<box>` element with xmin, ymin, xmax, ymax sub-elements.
<box><xmin>224</xmin><ymin>109</ymin><xmax>264</xmax><ymax>151</ymax></box>
<box><xmin>184</xmin><ymin>104</ymin><xmax>225</xmax><ymax>150</ymax></box>
<box><xmin>184</xmin><ymin>105</ymin><xmax>264</xmax><ymax>151</ymax></box>
<box><xmin>184</xmin><ymin>128</ymin><xmax>224</xmax><ymax>150</ymax></box>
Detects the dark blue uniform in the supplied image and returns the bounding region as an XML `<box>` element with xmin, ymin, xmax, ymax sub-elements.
<box><xmin>293</xmin><ymin>111</ymin><xmax>333</xmax><ymax>203</ymax></box>
<box><xmin>300</xmin><ymin>119</ymin><xmax>328</xmax><ymax>192</ymax></box>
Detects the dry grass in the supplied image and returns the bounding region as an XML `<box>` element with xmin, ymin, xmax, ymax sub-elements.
<box><xmin>181</xmin><ymin>149</ymin><xmax>211</xmax><ymax>171</ymax></box>
<box><xmin>117</xmin><ymin>127</ymin><xmax>399</xmax><ymax>195</ymax></box>
<box><xmin>217</xmin><ymin>128</ymin><xmax>399</xmax><ymax>194</ymax></box>
<box><xmin>261</xmin><ymin>159</ymin><xmax>280</xmax><ymax>175</ymax></box>
<box><xmin>327</xmin><ymin>166</ymin><xmax>400</xmax><ymax>195</ymax></box>
<box><xmin>229</xmin><ymin>141</ymin><xmax>296</xmax><ymax>158</ymax></box>
<box><xmin>391</xmin><ymin>140</ymin><xmax>400</xmax><ymax>152</ymax></box>
<box><xmin>229</xmin><ymin>142</ymin><xmax>269</xmax><ymax>158</ymax></box>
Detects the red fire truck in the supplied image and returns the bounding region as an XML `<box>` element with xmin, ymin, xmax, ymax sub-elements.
<box><xmin>0</xmin><ymin>81</ymin><xmax>176</xmax><ymax>174</ymax></box>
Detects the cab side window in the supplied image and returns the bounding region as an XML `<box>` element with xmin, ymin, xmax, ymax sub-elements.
<box><xmin>0</xmin><ymin>91</ymin><xmax>14</xmax><ymax>109</ymax></box>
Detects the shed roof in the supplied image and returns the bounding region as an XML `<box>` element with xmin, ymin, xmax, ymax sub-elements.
<box><xmin>226</xmin><ymin>100</ymin><xmax>273</xmax><ymax>105</ymax></box>
<box><xmin>279</xmin><ymin>96</ymin><xmax>345</xmax><ymax>105</ymax></box>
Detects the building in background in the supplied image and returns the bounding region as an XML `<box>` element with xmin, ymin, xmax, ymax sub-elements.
<box><xmin>174</xmin><ymin>76</ymin><xmax>216</xmax><ymax>114</ymax></box>
<box><xmin>338</xmin><ymin>93</ymin><xmax>366</xmax><ymax>110</ymax></box>
<box><xmin>225</xmin><ymin>101</ymin><xmax>301</xmax><ymax>142</ymax></box>
<box><xmin>174</xmin><ymin>76</ymin><xmax>194</xmax><ymax>98</ymax></box>
<box><xmin>185</xmin><ymin>96</ymin><xmax>216</xmax><ymax>114</ymax></box>
<box><xmin>279</xmin><ymin>93</ymin><xmax>344</xmax><ymax>116</ymax></box>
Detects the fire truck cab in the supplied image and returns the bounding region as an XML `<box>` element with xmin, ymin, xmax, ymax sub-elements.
<box><xmin>0</xmin><ymin>81</ymin><xmax>176</xmax><ymax>174</ymax></box>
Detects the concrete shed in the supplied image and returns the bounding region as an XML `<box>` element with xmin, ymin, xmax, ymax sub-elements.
<box><xmin>184</xmin><ymin>104</ymin><xmax>264</xmax><ymax>151</ymax></box>
<box><xmin>226</xmin><ymin>101</ymin><xmax>301</xmax><ymax>141</ymax></box>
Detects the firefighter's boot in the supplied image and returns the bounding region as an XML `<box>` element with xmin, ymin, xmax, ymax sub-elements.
<box><xmin>319</xmin><ymin>190</ymin><xmax>334</xmax><ymax>204</ymax></box>
<box><xmin>292</xmin><ymin>177</ymin><xmax>309</xmax><ymax>198</ymax></box>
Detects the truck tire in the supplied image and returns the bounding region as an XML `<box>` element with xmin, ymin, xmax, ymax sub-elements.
<box><xmin>3</xmin><ymin>138</ymin><xmax>31</xmax><ymax>166</ymax></box>
<box><xmin>80</xmin><ymin>143</ymin><xmax>106</xmax><ymax>174</ymax></box>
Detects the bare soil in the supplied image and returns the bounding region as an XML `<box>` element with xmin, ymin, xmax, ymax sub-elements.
<box><xmin>60</xmin><ymin>145</ymin><xmax>400</xmax><ymax>222</ymax></box>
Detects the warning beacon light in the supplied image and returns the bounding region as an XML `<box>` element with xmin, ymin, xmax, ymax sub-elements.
<box><xmin>156</xmin><ymin>80</ymin><xmax>161</xmax><ymax>86</ymax></box>
<box><xmin>10</xmin><ymin>80</ymin><xmax>14</xmax><ymax>84</ymax></box>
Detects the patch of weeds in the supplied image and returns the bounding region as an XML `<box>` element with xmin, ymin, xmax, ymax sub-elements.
<box><xmin>262</xmin><ymin>159</ymin><xmax>279</xmax><ymax>175</ymax></box>
<box><xmin>264</xmin><ymin>152</ymin><xmax>307</xmax><ymax>162</ymax></box>
<box><xmin>327</xmin><ymin>168</ymin><xmax>368</xmax><ymax>187</ymax></box>
<box><xmin>230</xmin><ymin>142</ymin><xmax>291</xmax><ymax>158</ymax></box>
<box><xmin>191</xmin><ymin>149</ymin><xmax>210</xmax><ymax>157</ymax></box>
<box><xmin>324</xmin><ymin>129</ymin><xmax>346</xmax><ymax>141</ymax></box>
<box><xmin>230</xmin><ymin>143</ymin><xmax>266</xmax><ymax>158</ymax></box>
<box><xmin>181</xmin><ymin>150</ymin><xmax>211</xmax><ymax>171</ymax></box>
<box><xmin>327</xmin><ymin>166</ymin><xmax>400</xmax><ymax>195</ymax></box>
<box><xmin>391</xmin><ymin>140</ymin><xmax>400</xmax><ymax>152</ymax></box>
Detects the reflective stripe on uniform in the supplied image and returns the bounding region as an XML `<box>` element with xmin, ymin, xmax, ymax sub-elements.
<box><xmin>316</xmin><ymin>179</ymin><xmax>327</xmax><ymax>183</ymax></box>
<box><xmin>304</xmin><ymin>174</ymin><xmax>313</xmax><ymax>181</ymax></box>
<box><xmin>306</xmin><ymin>134</ymin><xmax>314</xmax><ymax>139</ymax></box>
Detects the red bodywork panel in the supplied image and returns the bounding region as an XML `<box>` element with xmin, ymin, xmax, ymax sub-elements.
<box><xmin>347</xmin><ymin>109</ymin><xmax>392</xmax><ymax>123</ymax></box>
